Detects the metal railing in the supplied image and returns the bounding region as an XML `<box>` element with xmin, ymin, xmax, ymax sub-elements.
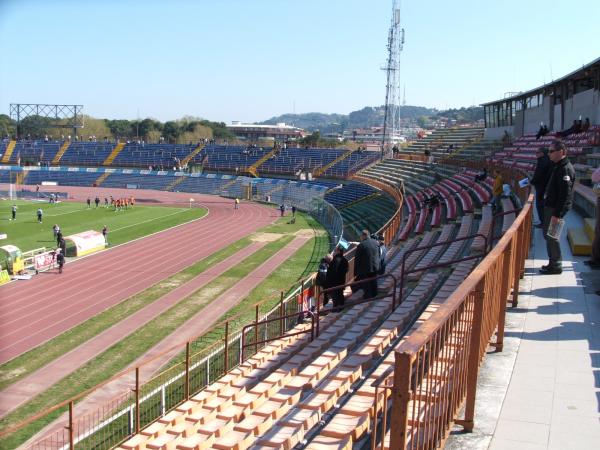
<box><xmin>371</xmin><ymin>194</ymin><xmax>533</xmax><ymax>450</ymax></box>
<box><xmin>317</xmin><ymin>273</ymin><xmax>399</xmax><ymax>312</ymax></box>
<box><xmin>397</xmin><ymin>233</ymin><xmax>489</xmax><ymax>298</ymax></box>
<box><xmin>352</xmin><ymin>175</ymin><xmax>404</xmax><ymax>247</ymax></box>
<box><xmin>0</xmin><ymin>274</ymin><xmax>314</xmax><ymax>449</ymax></box>
<box><xmin>241</xmin><ymin>309</ymin><xmax>317</xmax><ymax>360</ymax></box>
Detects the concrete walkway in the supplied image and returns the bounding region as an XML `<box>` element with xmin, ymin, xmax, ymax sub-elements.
<box><xmin>447</xmin><ymin>210</ymin><xmax>600</xmax><ymax>450</ymax></box>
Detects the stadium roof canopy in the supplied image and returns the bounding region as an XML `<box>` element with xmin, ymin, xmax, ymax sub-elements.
<box><xmin>481</xmin><ymin>56</ymin><xmax>600</xmax><ymax>106</ymax></box>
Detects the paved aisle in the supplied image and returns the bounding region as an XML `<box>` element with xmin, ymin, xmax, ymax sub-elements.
<box><xmin>447</xmin><ymin>211</ymin><xmax>600</xmax><ymax>450</ymax></box>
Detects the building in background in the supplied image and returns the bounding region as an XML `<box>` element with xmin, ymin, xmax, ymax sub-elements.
<box><xmin>227</xmin><ymin>122</ymin><xmax>305</xmax><ymax>141</ymax></box>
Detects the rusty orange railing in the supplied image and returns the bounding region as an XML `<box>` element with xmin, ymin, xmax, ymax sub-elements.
<box><xmin>370</xmin><ymin>194</ymin><xmax>533</xmax><ymax>450</ymax></box>
<box><xmin>353</xmin><ymin>175</ymin><xmax>404</xmax><ymax>247</ymax></box>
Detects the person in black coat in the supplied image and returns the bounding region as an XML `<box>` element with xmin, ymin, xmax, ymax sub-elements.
<box><xmin>353</xmin><ymin>229</ymin><xmax>380</xmax><ymax>299</ymax></box>
<box><xmin>540</xmin><ymin>141</ymin><xmax>575</xmax><ymax>274</ymax></box>
<box><xmin>326</xmin><ymin>247</ymin><xmax>349</xmax><ymax>308</ymax></box>
<box><xmin>56</xmin><ymin>251</ymin><xmax>65</xmax><ymax>274</ymax></box>
<box><xmin>530</xmin><ymin>148</ymin><xmax>552</xmax><ymax>227</ymax></box>
<box><xmin>316</xmin><ymin>255</ymin><xmax>331</xmax><ymax>305</ymax></box>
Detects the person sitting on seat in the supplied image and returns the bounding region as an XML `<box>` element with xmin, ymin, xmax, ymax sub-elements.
<box><xmin>558</xmin><ymin>119</ymin><xmax>581</xmax><ymax>138</ymax></box>
<box><xmin>428</xmin><ymin>194</ymin><xmax>440</xmax><ymax>210</ymax></box>
<box><xmin>475</xmin><ymin>167</ymin><xmax>488</xmax><ymax>183</ymax></box>
<box><xmin>536</xmin><ymin>124</ymin><xmax>546</xmax><ymax>140</ymax></box>
<box><xmin>582</xmin><ymin>117</ymin><xmax>591</xmax><ymax>132</ymax></box>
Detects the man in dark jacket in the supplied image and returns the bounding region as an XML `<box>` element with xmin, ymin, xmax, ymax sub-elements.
<box><xmin>353</xmin><ymin>230</ymin><xmax>380</xmax><ymax>298</ymax></box>
<box><xmin>326</xmin><ymin>247</ymin><xmax>349</xmax><ymax>308</ymax></box>
<box><xmin>530</xmin><ymin>148</ymin><xmax>552</xmax><ymax>227</ymax></box>
<box><xmin>540</xmin><ymin>140</ymin><xmax>575</xmax><ymax>274</ymax></box>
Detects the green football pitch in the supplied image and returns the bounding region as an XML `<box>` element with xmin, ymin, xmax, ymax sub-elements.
<box><xmin>0</xmin><ymin>199</ymin><xmax>207</xmax><ymax>253</ymax></box>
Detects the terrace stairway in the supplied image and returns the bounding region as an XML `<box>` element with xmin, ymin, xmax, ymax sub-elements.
<box><xmin>568</xmin><ymin>217</ymin><xmax>595</xmax><ymax>255</ymax></box>
<box><xmin>16</xmin><ymin>171</ymin><xmax>28</xmax><ymax>185</ymax></box>
<box><xmin>247</xmin><ymin>147</ymin><xmax>279</xmax><ymax>177</ymax></box>
<box><xmin>313</xmin><ymin>148</ymin><xmax>356</xmax><ymax>177</ymax></box>
<box><xmin>95</xmin><ymin>172</ymin><xmax>111</xmax><ymax>187</ymax></box>
<box><xmin>181</xmin><ymin>142</ymin><xmax>206</xmax><ymax>167</ymax></box>
<box><xmin>166</xmin><ymin>175</ymin><xmax>186</xmax><ymax>192</ymax></box>
<box><xmin>103</xmin><ymin>142</ymin><xmax>126</xmax><ymax>166</ymax></box>
<box><xmin>1</xmin><ymin>140</ymin><xmax>17</xmax><ymax>163</ymax></box>
<box><xmin>51</xmin><ymin>140</ymin><xmax>71</xmax><ymax>165</ymax></box>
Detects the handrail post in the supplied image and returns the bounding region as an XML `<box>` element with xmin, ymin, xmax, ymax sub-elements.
<box><xmin>279</xmin><ymin>291</ymin><xmax>284</xmax><ymax>336</ymax></box>
<box><xmin>224</xmin><ymin>321</ymin><xmax>229</xmax><ymax>373</ymax></box>
<box><xmin>68</xmin><ymin>401</ymin><xmax>74</xmax><ymax>450</ymax></box>
<box><xmin>135</xmin><ymin>367</ymin><xmax>140</xmax><ymax>434</ymax></box>
<box><xmin>389</xmin><ymin>351</ymin><xmax>412</xmax><ymax>450</ymax></box>
<box><xmin>494</xmin><ymin>242</ymin><xmax>512</xmax><ymax>353</ymax></box>
<box><xmin>512</xmin><ymin>223</ymin><xmax>525</xmax><ymax>307</ymax></box>
<box><xmin>392</xmin><ymin>275</ymin><xmax>397</xmax><ymax>310</ymax></box>
<box><xmin>185</xmin><ymin>342</ymin><xmax>190</xmax><ymax>400</ymax></box>
<box><xmin>254</xmin><ymin>304</ymin><xmax>259</xmax><ymax>356</ymax></box>
<box><xmin>461</xmin><ymin>283</ymin><xmax>486</xmax><ymax>432</ymax></box>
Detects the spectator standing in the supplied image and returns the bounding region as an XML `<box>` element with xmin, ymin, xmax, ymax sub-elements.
<box><xmin>36</xmin><ymin>208</ymin><xmax>43</xmax><ymax>223</ymax></box>
<box><xmin>540</xmin><ymin>141</ymin><xmax>575</xmax><ymax>275</ymax></box>
<box><xmin>102</xmin><ymin>225</ymin><xmax>109</xmax><ymax>246</ymax></box>
<box><xmin>584</xmin><ymin>166</ymin><xmax>600</xmax><ymax>270</ymax></box>
<box><xmin>316</xmin><ymin>255</ymin><xmax>331</xmax><ymax>306</ymax></box>
<box><xmin>377</xmin><ymin>235</ymin><xmax>388</xmax><ymax>275</ymax></box>
<box><xmin>10</xmin><ymin>204</ymin><xmax>17</xmax><ymax>221</ymax></box>
<box><xmin>530</xmin><ymin>148</ymin><xmax>552</xmax><ymax>227</ymax></box>
<box><xmin>56</xmin><ymin>250</ymin><xmax>65</xmax><ymax>274</ymax></box>
<box><xmin>59</xmin><ymin>237</ymin><xmax>66</xmax><ymax>255</ymax></box>
<box><xmin>353</xmin><ymin>230</ymin><xmax>380</xmax><ymax>299</ymax></box>
<box><xmin>490</xmin><ymin>170</ymin><xmax>504</xmax><ymax>211</ymax></box>
<box><xmin>326</xmin><ymin>247</ymin><xmax>349</xmax><ymax>308</ymax></box>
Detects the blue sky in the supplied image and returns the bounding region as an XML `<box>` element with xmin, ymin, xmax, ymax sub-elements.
<box><xmin>0</xmin><ymin>0</ymin><xmax>598</xmax><ymax>123</ymax></box>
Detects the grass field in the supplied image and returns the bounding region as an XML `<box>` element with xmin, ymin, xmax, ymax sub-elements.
<box><xmin>0</xmin><ymin>199</ymin><xmax>207</xmax><ymax>253</ymax></box>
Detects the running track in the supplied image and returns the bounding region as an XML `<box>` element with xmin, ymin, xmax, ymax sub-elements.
<box><xmin>0</xmin><ymin>185</ymin><xmax>277</xmax><ymax>363</ymax></box>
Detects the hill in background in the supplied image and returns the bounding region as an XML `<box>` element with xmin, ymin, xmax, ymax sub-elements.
<box><xmin>259</xmin><ymin>105</ymin><xmax>483</xmax><ymax>132</ymax></box>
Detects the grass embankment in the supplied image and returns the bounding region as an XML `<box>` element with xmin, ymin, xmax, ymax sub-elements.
<box><xmin>0</xmin><ymin>211</ymin><xmax>328</xmax><ymax>448</ymax></box>
<box><xmin>0</xmin><ymin>199</ymin><xmax>206</xmax><ymax>253</ymax></box>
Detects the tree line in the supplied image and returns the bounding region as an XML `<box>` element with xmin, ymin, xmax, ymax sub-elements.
<box><xmin>0</xmin><ymin>114</ymin><xmax>236</xmax><ymax>143</ymax></box>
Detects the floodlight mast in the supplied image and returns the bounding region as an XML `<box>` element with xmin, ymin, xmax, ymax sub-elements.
<box><xmin>380</xmin><ymin>0</ymin><xmax>404</xmax><ymax>161</ymax></box>
<box><xmin>9</xmin><ymin>103</ymin><xmax>84</xmax><ymax>139</ymax></box>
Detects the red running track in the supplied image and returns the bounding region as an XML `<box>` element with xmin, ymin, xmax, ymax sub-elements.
<box><xmin>0</xmin><ymin>185</ymin><xmax>277</xmax><ymax>364</ymax></box>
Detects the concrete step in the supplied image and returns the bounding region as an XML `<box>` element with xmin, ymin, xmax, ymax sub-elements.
<box><xmin>567</xmin><ymin>227</ymin><xmax>592</xmax><ymax>256</ymax></box>
<box><xmin>584</xmin><ymin>218</ymin><xmax>596</xmax><ymax>242</ymax></box>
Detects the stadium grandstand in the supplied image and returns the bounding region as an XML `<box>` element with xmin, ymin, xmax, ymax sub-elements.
<box><xmin>0</xmin><ymin>19</ymin><xmax>599</xmax><ymax>450</ymax></box>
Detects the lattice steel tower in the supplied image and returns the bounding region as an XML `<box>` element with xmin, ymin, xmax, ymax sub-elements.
<box><xmin>381</xmin><ymin>0</ymin><xmax>404</xmax><ymax>160</ymax></box>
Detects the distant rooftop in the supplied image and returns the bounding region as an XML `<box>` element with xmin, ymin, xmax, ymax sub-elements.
<box><xmin>228</xmin><ymin>122</ymin><xmax>304</xmax><ymax>131</ymax></box>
